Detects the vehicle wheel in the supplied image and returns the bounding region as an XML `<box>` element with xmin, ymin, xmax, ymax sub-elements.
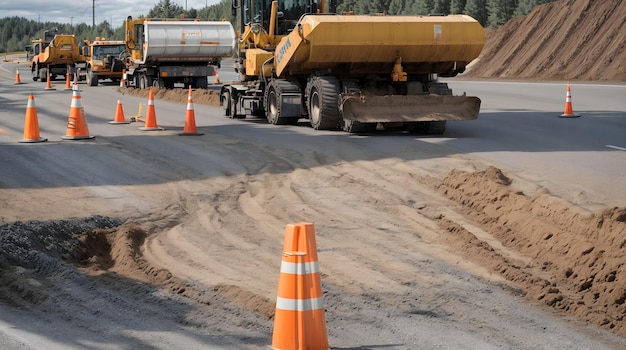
<box><xmin>265</xmin><ymin>80</ymin><xmax>301</xmax><ymax>125</ymax></box>
<box><xmin>306</xmin><ymin>75</ymin><xmax>340</xmax><ymax>130</ymax></box>
<box><xmin>424</xmin><ymin>121</ymin><xmax>447</xmax><ymax>135</ymax></box>
<box><xmin>87</xmin><ymin>68</ymin><xmax>98</xmax><ymax>86</ymax></box>
<box><xmin>40</xmin><ymin>68</ymin><xmax>48</xmax><ymax>83</ymax></box>
<box><xmin>139</xmin><ymin>74</ymin><xmax>147</xmax><ymax>89</ymax></box>
<box><xmin>341</xmin><ymin>119</ymin><xmax>377</xmax><ymax>134</ymax></box>
<box><xmin>152</xmin><ymin>79</ymin><xmax>164</xmax><ymax>88</ymax></box>
<box><xmin>221</xmin><ymin>89</ymin><xmax>232</xmax><ymax>117</ymax></box>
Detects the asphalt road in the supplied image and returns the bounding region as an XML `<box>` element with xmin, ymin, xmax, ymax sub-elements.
<box><xmin>1</xmin><ymin>59</ymin><xmax>624</xmax><ymax>211</ymax></box>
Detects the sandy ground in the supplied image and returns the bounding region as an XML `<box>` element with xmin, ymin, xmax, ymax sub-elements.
<box><xmin>2</xmin><ymin>0</ymin><xmax>626</xmax><ymax>347</ymax></box>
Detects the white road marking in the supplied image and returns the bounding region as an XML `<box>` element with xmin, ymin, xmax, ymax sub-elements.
<box><xmin>606</xmin><ymin>145</ymin><xmax>626</xmax><ymax>151</ymax></box>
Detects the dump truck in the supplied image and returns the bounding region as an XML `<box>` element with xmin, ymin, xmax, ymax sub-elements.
<box><xmin>79</xmin><ymin>38</ymin><xmax>127</xmax><ymax>86</ymax></box>
<box><xmin>120</xmin><ymin>17</ymin><xmax>236</xmax><ymax>89</ymax></box>
<box><xmin>221</xmin><ymin>0</ymin><xmax>485</xmax><ymax>134</ymax></box>
<box><xmin>29</xmin><ymin>29</ymin><xmax>83</xmax><ymax>82</ymax></box>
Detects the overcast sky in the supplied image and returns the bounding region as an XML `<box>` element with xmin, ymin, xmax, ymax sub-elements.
<box><xmin>0</xmin><ymin>0</ymin><xmax>222</xmax><ymax>26</ymax></box>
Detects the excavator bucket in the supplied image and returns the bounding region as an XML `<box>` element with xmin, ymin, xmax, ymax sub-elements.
<box><xmin>340</xmin><ymin>94</ymin><xmax>481</xmax><ymax>123</ymax></box>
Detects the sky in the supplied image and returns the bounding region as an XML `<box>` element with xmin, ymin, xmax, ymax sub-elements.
<box><xmin>0</xmin><ymin>0</ymin><xmax>222</xmax><ymax>26</ymax></box>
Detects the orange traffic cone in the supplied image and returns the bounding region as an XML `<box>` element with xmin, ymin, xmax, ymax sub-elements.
<box><xmin>119</xmin><ymin>69</ymin><xmax>126</xmax><ymax>87</ymax></box>
<box><xmin>14</xmin><ymin>68</ymin><xmax>22</xmax><ymax>85</ymax></box>
<box><xmin>64</xmin><ymin>71</ymin><xmax>72</xmax><ymax>90</ymax></box>
<box><xmin>179</xmin><ymin>87</ymin><xmax>204</xmax><ymax>136</ymax></box>
<box><xmin>18</xmin><ymin>95</ymin><xmax>47</xmax><ymax>143</ymax></box>
<box><xmin>109</xmin><ymin>100</ymin><xmax>130</xmax><ymax>124</ymax></box>
<box><xmin>139</xmin><ymin>87</ymin><xmax>164</xmax><ymax>131</ymax></box>
<box><xmin>214</xmin><ymin>71</ymin><xmax>220</xmax><ymax>84</ymax></box>
<box><xmin>61</xmin><ymin>88</ymin><xmax>95</xmax><ymax>140</ymax></box>
<box><xmin>559</xmin><ymin>83</ymin><xmax>580</xmax><ymax>118</ymax></box>
<box><xmin>272</xmin><ymin>223</ymin><xmax>328</xmax><ymax>350</ymax></box>
<box><xmin>45</xmin><ymin>71</ymin><xmax>55</xmax><ymax>90</ymax></box>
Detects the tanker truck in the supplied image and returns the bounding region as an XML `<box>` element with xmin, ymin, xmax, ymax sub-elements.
<box><xmin>121</xmin><ymin>17</ymin><xmax>236</xmax><ymax>89</ymax></box>
<box><xmin>221</xmin><ymin>0</ymin><xmax>485</xmax><ymax>134</ymax></box>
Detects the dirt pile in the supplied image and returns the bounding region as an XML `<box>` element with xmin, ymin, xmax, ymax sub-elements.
<box><xmin>437</xmin><ymin>166</ymin><xmax>626</xmax><ymax>335</ymax></box>
<box><xmin>118</xmin><ymin>86</ymin><xmax>222</xmax><ymax>107</ymax></box>
<box><xmin>465</xmin><ymin>0</ymin><xmax>626</xmax><ymax>81</ymax></box>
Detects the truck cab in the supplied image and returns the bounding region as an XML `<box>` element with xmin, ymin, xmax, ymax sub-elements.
<box><xmin>81</xmin><ymin>38</ymin><xmax>126</xmax><ymax>86</ymax></box>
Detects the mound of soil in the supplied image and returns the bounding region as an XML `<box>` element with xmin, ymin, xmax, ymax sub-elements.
<box><xmin>465</xmin><ymin>0</ymin><xmax>626</xmax><ymax>81</ymax></box>
<box><xmin>436</xmin><ymin>166</ymin><xmax>626</xmax><ymax>335</ymax></box>
<box><xmin>118</xmin><ymin>87</ymin><xmax>222</xmax><ymax>107</ymax></box>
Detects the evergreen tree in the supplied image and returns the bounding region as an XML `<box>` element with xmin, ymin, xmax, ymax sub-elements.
<box><xmin>410</xmin><ymin>0</ymin><xmax>435</xmax><ymax>15</ymax></box>
<box><xmin>432</xmin><ymin>0</ymin><xmax>451</xmax><ymax>15</ymax></box>
<box><xmin>450</xmin><ymin>0</ymin><xmax>467</xmax><ymax>13</ymax></box>
<box><xmin>487</xmin><ymin>0</ymin><xmax>517</xmax><ymax>28</ymax></box>
<box><xmin>515</xmin><ymin>0</ymin><xmax>553</xmax><ymax>16</ymax></box>
<box><xmin>147</xmin><ymin>0</ymin><xmax>186</xmax><ymax>18</ymax></box>
<box><xmin>464</xmin><ymin>0</ymin><xmax>488</xmax><ymax>26</ymax></box>
<box><xmin>388</xmin><ymin>0</ymin><xmax>406</xmax><ymax>15</ymax></box>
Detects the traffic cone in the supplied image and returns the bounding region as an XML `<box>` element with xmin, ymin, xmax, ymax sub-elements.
<box><xmin>45</xmin><ymin>71</ymin><xmax>55</xmax><ymax>90</ymax></box>
<box><xmin>14</xmin><ymin>68</ymin><xmax>22</xmax><ymax>85</ymax></box>
<box><xmin>272</xmin><ymin>223</ymin><xmax>328</xmax><ymax>350</ymax></box>
<box><xmin>559</xmin><ymin>83</ymin><xmax>580</xmax><ymax>118</ymax></box>
<box><xmin>179</xmin><ymin>87</ymin><xmax>204</xmax><ymax>136</ymax></box>
<box><xmin>64</xmin><ymin>71</ymin><xmax>72</xmax><ymax>90</ymax></box>
<box><xmin>73</xmin><ymin>69</ymin><xmax>79</xmax><ymax>89</ymax></box>
<box><xmin>18</xmin><ymin>95</ymin><xmax>47</xmax><ymax>143</ymax></box>
<box><xmin>61</xmin><ymin>88</ymin><xmax>95</xmax><ymax>140</ymax></box>
<box><xmin>214</xmin><ymin>71</ymin><xmax>220</xmax><ymax>84</ymax></box>
<box><xmin>120</xmin><ymin>69</ymin><xmax>126</xmax><ymax>87</ymax></box>
<box><xmin>139</xmin><ymin>87</ymin><xmax>164</xmax><ymax>130</ymax></box>
<box><xmin>109</xmin><ymin>100</ymin><xmax>130</xmax><ymax>124</ymax></box>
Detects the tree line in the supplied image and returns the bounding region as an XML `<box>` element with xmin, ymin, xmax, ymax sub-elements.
<box><xmin>1</xmin><ymin>0</ymin><xmax>554</xmax><ymax>54</ymax></box>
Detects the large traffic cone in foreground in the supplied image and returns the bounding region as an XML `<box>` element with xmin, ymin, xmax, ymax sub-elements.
<box><xmin>64</xmin><ymin>71</ymin><xmax>72</xmax><ymax>90</ymax></box>
<box><xmin>179</xmin><ymin>87</ymin><xmax>204</xmax><ymax>136</ymax></box>
<box><xmin>18</xmin><ymin>95</ymin><xmax>47</xmax><ymax>143</ymax></box>
<box><xmin>139</xmin><ymin>87</ymin><xmax>164</xmax><ymax>131</ymax></box>
<box><xmin>559</xmin><ymin>83</ymin><xmax>580</xmax><ymax>118</ymax></box>
<box><xmin>109</xmin><ymin>100</ymin><xmax>130</xmax><ymax>124</ymax></box>
<box><xmin>272</xmin><ymin>223</ymin><xmax>328</xmax><ymax>350</ymax></box>
<box><xmin>14</xmin><ymin>68</ymin><xmax>22</xmax><ymax>85</ymax></box>
<box><xmin>44</xmin><ymin>72</ymin><xmax>55</xmax><ymax>90</ymax></box>
<box><xmin>61</xmin><ymin>87</ymin><xmax>95</xmax><ymax>140</ymax></box>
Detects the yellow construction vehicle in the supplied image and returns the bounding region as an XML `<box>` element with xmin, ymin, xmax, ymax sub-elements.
<box><xmin>29</xmin><ymin>29</ymin><xmax>84</xmax><ymax>82</ymax></box>
<box><xmin>221</xmin><ymin>1</ymin><xmax>485</xmax><ymax>133</ymax></box>
<box><xmin>79</xmin><ymin>38</ymin><xmax>127</xmax><ymax>86</ymax></box>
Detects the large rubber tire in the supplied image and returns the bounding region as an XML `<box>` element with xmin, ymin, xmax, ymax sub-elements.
<box><xmin>341</xmin><ymin>119</ymin><xmax>377</xmax><ymax>134</ymax></box>
<box><xmin>139</xmin><ymin>74</ymin><xmax>147</xmax><ymax>89</ymax></box>
<box><xmin>265</xmin><ymin>79</ymin><xmax>301</xmax><ymax>125</ymax></box>
<box><xmin>196</xmin><ymin>76</ymin><xmax>208</xmax><ymax>89</ymax></box>
<box><xmin>221</xmin><ymin>89</ymin><xmax>232</xmax><ymax>117</ymax></box>
<box><xmin>87</xmin><ymin>68</ymin><xmax>98</xmax><ymax>86</ymax></box>
<box><xmin>306</xmin><ymin>76</ymin><xmax>340</xmax><ymax>130</ymax></box>
<box><xmin>40</xmin><ymin>68</ymin><xmax>48</xmax><ymax>83</ymax></box>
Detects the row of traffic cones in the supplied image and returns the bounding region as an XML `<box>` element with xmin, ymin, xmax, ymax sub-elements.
<box><xmin>18</xmin><ymin>86</ymin><xmax>204</xmax><ymax>143</ymax></box>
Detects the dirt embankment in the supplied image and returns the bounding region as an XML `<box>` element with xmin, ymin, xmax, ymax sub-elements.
<box><xmin>465</xmin><ymin>0</ymin><xmax>626</xmax><ymax>81</ymax></box>
<box><xmin>436</xmin><ymin>167</ymin><xmax>626</xmax><ymax>335</ymax></box>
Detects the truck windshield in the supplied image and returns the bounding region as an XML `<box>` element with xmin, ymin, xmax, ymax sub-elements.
<box><xmin>93</xmin><ymin>44</ymin><xmax>126</xmax><ymax>59</ymax></box>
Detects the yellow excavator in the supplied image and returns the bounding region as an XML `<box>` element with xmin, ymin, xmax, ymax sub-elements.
<box><xmin>221</xmin><ymin>0</ymin><xmax>485</xmax><ymax>133</ymax></box>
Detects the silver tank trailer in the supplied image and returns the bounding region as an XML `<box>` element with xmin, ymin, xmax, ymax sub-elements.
<box><xmin>139</xmin><ymin>21</ymin><xmax>236</xmax><ymax>65</ymax></box>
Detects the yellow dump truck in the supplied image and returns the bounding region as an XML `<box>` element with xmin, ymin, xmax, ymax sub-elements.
<box><xmin>221</xmin><ymin>0</ymin><xmax>485</xmax><ymax>134</ymax></box>
<box><xmin>29</xmin><ymin>29</ymin><xmax>83</xmax><ymax>82</ymax></box>
<box><xmin>79</xmin><ymin>38</ymin><xmax>127</xmax><ymax>86</ymax></box>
